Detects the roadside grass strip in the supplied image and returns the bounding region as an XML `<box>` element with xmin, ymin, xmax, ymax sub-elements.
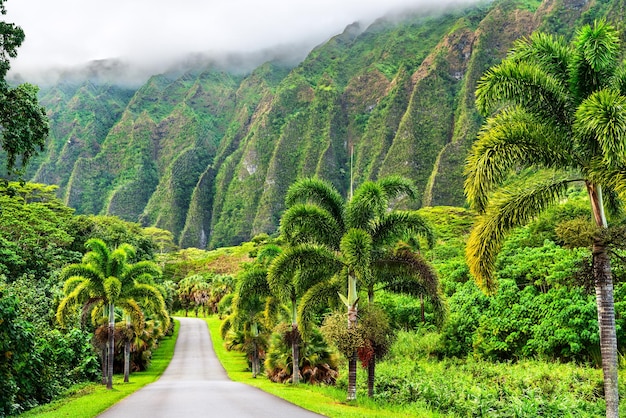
<box><xmin>18</xmin><ymin>320</ymin><xmax>180</xmax><ymax>418</ymax></box>
<box><xmin>204</xmin><ymin>316</ymin><xmax>442</xmax><ymax>418</ymax></box>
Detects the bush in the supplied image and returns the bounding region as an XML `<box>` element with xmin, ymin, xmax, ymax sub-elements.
<box><xmin>265</xmin><ymin>324</ymin><xmax>339</xmax><ymax>384</ymax></box>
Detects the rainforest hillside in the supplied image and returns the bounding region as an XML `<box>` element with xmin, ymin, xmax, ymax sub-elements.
<box><xmin>21</xmin><ymin>0</ymin><xmax>625</xmax><ymax>249</ymax></box>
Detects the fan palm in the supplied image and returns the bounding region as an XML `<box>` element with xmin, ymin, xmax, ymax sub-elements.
<box><xmin>465</xmin><ymin>21</ymin><xmax>626</xmax><ymax>417</ymax></box>
<box><xmin>271</xmin><ymin>176</ymin><xmax>441</xmax><ymax>399</ymax></box>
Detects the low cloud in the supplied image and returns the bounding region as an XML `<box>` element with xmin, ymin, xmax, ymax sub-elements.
<box><xmin>5</xmin><ymin>0</ymin><xmax>478</xmax><ymax>85</ymax></box>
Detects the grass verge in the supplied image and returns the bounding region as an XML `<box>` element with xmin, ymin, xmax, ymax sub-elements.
<box><xmin>204</xmin><ymin>316</ymin><xmax>442</xmax><ymax>418</ymax></box>
<box><xmin>18</xmin><ymin>320</ymin><xmax>180</xmax><ymax>418</ymax></box>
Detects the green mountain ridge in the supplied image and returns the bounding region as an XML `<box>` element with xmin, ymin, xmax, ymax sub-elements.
<box><xmin>27</xmin><ymin>0</ymin><xmax>624</xmax><ymax>248</ymax></box>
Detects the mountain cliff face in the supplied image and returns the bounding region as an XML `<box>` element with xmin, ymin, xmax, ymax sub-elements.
<box><xmin>27</xmin><ymin>0</ymin><xmax>625</xmax><ymax>248</ymax></box>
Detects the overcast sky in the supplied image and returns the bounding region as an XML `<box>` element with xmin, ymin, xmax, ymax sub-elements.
<box><xmin>5</xmin><ymin>0</ymin><xmax>472</xmax><ymax>84</ymax></box>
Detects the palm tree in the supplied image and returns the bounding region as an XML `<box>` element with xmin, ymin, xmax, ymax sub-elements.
<box><xmin>57</xmin><ymin>239</ymin><xmax>168</xmax><ymax>388</ymax></box>
<box><xmin>272</xmin><ymin>176</ymin><xmax>440</xmax><ymax>399</ymax></box>
<box><xmin>116</xmin><ymin>258</ymin><xmax>169</xmax><ymax>383</ymax></box>
<box><xmin>267</xmin><ymin>245</ymin><xmax>337</xmax><ymax>385</ymax></box>
<box><xmin>464</xmin><ymin>21</ymin><xmax>626</xmax><ymax>418</ymax></box>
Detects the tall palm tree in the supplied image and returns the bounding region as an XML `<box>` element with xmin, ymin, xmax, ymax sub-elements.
<box><xmin>464</xmin><ymin>21</ymin><xmax>626</xmax><ymax>418</ymax></box>
<box><xmin>271</xmin><ymin>176</ymin><xmax>440</xmax><ymax>399</ymax></box>
<box><xmin>56</xmin><ymin>239</ymin><xmax>168</xmax><ymax>388</ymax></box>
<box><xmin>222</xmin><ymin>245</ymin><xmax>282</xmax><ymax>378</ymax></box>
<box><xmin>267</xmin><ymin>245</ymin><xmax>337</xmax><ymax>385</ymax></box>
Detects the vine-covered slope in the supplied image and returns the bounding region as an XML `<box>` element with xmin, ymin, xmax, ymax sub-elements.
<box><xmin>29</xmin><ymin>0</ymin><xmax>624</xmax><ymax>248</ymax></box>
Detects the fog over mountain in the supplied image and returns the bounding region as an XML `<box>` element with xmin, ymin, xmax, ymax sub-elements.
<box><xmin>5</xmin><ymin>0</ymin><xmax>478</xmax><ymax>85</ymax></box>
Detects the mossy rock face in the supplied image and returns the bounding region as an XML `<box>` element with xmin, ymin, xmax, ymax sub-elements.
<box><xmin>28</xmin><ymin>0</ymin><xmax>622</xmax><ymax>247</ymax></box>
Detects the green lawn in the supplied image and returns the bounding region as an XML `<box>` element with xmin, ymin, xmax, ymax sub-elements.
<box><xmin>18</xmin><ymin>320</ymin><xmax>180</xmax><ymax>418</ymax></box>
<box><xmin>204</xmin><ymin>316</ymin><xmax>442</xmax><ymax>418</ymax></box>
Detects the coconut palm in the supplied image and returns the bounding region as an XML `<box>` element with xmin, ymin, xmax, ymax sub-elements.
<box><xmin>56</xmin><ymin>238</ymin><xmax>168</xmax><ymax>388</ymax></box>
<box><xmin>271</xmin><ymin>176</ymin><xmax>440</xmax><ymax>399</ymax></box>
<box><xmin>464</xmin><ymin>21</ymin><xmax>626</xmax><ymax>417</ymax></box>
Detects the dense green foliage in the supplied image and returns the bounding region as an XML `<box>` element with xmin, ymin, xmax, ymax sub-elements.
<box><xmin>0</xmin><ymin>0</ymin><xmax>49</xmax><ymax>178</ymax></box>
<box><xmin>0</xmin><ymin>181</ymin><xmax>172</xmax><ymax>415</ymax></box>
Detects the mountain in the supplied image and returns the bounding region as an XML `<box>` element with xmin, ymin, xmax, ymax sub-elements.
<box><xmin>25</xmin><ymin>0</ymin><xmax>625</xmax><ymax>248</ymax></box>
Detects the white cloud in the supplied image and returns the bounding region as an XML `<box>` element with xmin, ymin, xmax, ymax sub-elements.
<box><xmin>4</xmin><ymin>0</ymin><xmax>474</xmax><ymax>84</ymax></box>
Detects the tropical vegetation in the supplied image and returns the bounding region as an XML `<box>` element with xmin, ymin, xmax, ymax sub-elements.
<box><xmin>465</xmin><ymin>20</ymin><xmax>626</xmax><ymax>417</ymax></box>
<box><xmin>4</xmin><ymin>0</ymin><xmax>626</xmax><ymax>415</ymax></box>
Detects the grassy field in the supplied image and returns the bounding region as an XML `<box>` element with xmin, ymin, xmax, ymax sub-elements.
<box><xmin>17</xmin><ymin>320</ymin><xmax>180</xmax><ymax>418</ymax></box>
<box><xmin>203</xmin><ymin>316</ymin><xmax>443</xmax><ymax>418</ymax></box>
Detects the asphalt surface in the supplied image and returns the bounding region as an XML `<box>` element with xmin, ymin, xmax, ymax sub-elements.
<box><xmin>98</xmin><ymin>317</ymin><xmax>325</xmax><ymax>418</ymax></box>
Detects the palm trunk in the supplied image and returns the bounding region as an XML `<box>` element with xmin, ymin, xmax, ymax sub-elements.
<box><xmin>367</xmin><ymin>288</ymin><xmax>376</xmax><ymax>397</ymax></box>
<box><xmin>252</xmin><ymin>340</ymin><xmax>259</xmax><ymax>378</ymax></box>
<box><xmin>587</xmin><ymin>183</ymin><xmax>618</xmax><ymax>418</ymax></box>
<box><xmin>101</xmin><ymin>347</ymin><xmax>107</xmax><ymax>385</ymax></box>
<box><xmin>124</xmin><ymin>315</ymin><xmax>130</xmax><ymax>383</ymax></box>
<box><xmin>594</xmin><ymin>238</ymin><xmax>618</xmax><ymax>418</ymax></box>
<box><xmin>367</xmin><ymin>355</ymin><xmax>376</xmax><ymax>397</ymax></box>
<box><xmin>107</xmin><ymin>302</ymin><xmax>115</xmax><ymax>389</ymax></box>
<box><xmin>347</xmin><ymin>303</ymin><xmax>358</xmax><ymax>401</ymax></box>
<box><xmin>291</xmin><ymin>300</ymin><xmax>300</xmax><ymax>385</ymax></box>
<box><xmin>124</xmin><ymin>340</ymin><xmax>130</xmax><ymax>383</ymax></box>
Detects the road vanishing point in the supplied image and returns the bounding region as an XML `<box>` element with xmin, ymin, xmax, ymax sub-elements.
<box><xmin>98</xmin><ymin>317</ymin><xmax>325</xmax><ymax>418</ymax></box>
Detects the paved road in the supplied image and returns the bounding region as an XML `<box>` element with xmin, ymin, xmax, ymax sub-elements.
<box><xmin>98</xmin><ymin>317</ymin><xmax>325</xmax><ymax>418</ymax></box>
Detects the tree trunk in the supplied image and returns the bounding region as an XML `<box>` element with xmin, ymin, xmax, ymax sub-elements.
<box><xmin>107</xmin><ymin>303</ymin><xmax>115</xmax><ymax>389</ymax></box>
<box><xmin>347</xmin><ymin>303</ymin><xmax>358</xmax><ymax>401</ymax></box>
<box><xmin>367</xmin><ymin>355</ymin><xmax>376</xmax><ymax>397</ymax></box>
<box><xmin>291</xmin><ymin>323</ymin><xmax>300</xmax><ymax>385</ymax></box>
<box><xmin>290</xmin><ymin>300</ymin><xmax>300</xmax><ymax>385</ymax></box>
<box><xmin>594</xmin><ymin>238</ymin><xmax>619</xmax><ymax>418</ymax></box>
<box><xmin>587</xmin><ymin>182</ymin><xmax>618</xmax><ymax>418</ymax></box>
<box><xmin>101</xmin><ymin>347</ymin><xmax>107</xmax><ymax>385</ymax></box>
<box><xmin>124</xmin><ymin>340</ymin><xmax>130</xmax><ymax>383</ymax></box>
<box><xmin>348</xmin><ymin>351</ymin><xmax>357</xmax><ymax>401</ymax></box>
<box><xmin>252</xmin><ymin>340</ymin><xmax>259</xmax><ymax>378</ymax></box>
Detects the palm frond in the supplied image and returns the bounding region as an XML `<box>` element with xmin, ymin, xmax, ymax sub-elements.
<box><xmin>83</xmin><ymin>238</ymin><xmax>109</xmax><ymax>271</ymax></box>
<box><xmin>257</xmin><ymin>244</ymin><xmax>282</xmax><ymax>266</ymax></box>
<box><xmin>340</xmin><ymin>228</ymin><xmax>372</xmax><ymax>283</ymax></box>
<box><xmin>570</xmin><ymin>20</ymin><xmax>621</xmax><ymax>100</ymax></box>
<box><xmin>267</xmin><ymin>244</ymin><xmax>341</xmax><ymax>301</ymax></box>
<box><xmin>298</xmin><ymin>277</ymin><xmax>343</xmax><ymax>336</ymax></box>
<box><xmin>124</xmin><ymin>261</ymin><xmax>161</xmax><ymax>284</ymax></box>
<box><xmin>237</xmin><ymin>267</ymin><xmax>271</xmax><ymax>299</ymax></box>
<box><xmin>280</xmin><ymin>204</ymin><xmax>342</xmax><ymax>249</ymax></box>
<box><xmin>59</xmin><ymin>264</ymin><xmax>102</xmax><ymax>284</ymax></box>
<box><xmin>371</xmin><ymin>211</ymin><xmax>435</xmax><ymax>248</ymax></box>
<box><xmin>466</xmin><ymin>176</ymin><xmax>572</xmax><ymax>293</ymax></box>
<box><xmin>104</xmin><ymin>276</ymin><xmax>122</xmax><ymax>301</ymax></box>
<box><xmin>508</xmin><ymin>32</ymin><xmax>572</xmax><ymax>86</ymax></box>
<box><xmin>374</xmin><ymin>248</ymin><xmax>446</xmax><ymax>325</ymax></box>
<box><xmin>575</xmin><ymin>88</ymin><xmax>626</xmax><ymax>167</ymax></box>
<box><xmin>376</xmin><ymin>175</ymin><xmax>417</xmax><ymax>201</ymax></box>
<box><xmin>346</xmin><ymin>181</ymin><xmax>387</xmax><ymax>229</ymax></box>
<box><xmin>110</xmin><ymin>245</ymin><xmax>134</xmax><ymax>278</ymax></box>
<box><xmin>56</xmin><ymin>280</ymin><xmax>89</xmax><ymax>326</ymax></box>
<box><xmin>285</xmin><ymin>177</ymin><xmax>345</xmax><ymax>230</ymax></box>
<box><xmin>575</xmin><ymin>20</ymin><xmax>620</xmax><ymax>73</ymax></box>
<box><xmin>464</xmin><ymin>107</ymin><xmax>571</xmax><ymax>212</ymax></box>
<box><xmin>475</xmin><ymin>60</ymin><xmax>571</xmax><ymax>123</ymax></box>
